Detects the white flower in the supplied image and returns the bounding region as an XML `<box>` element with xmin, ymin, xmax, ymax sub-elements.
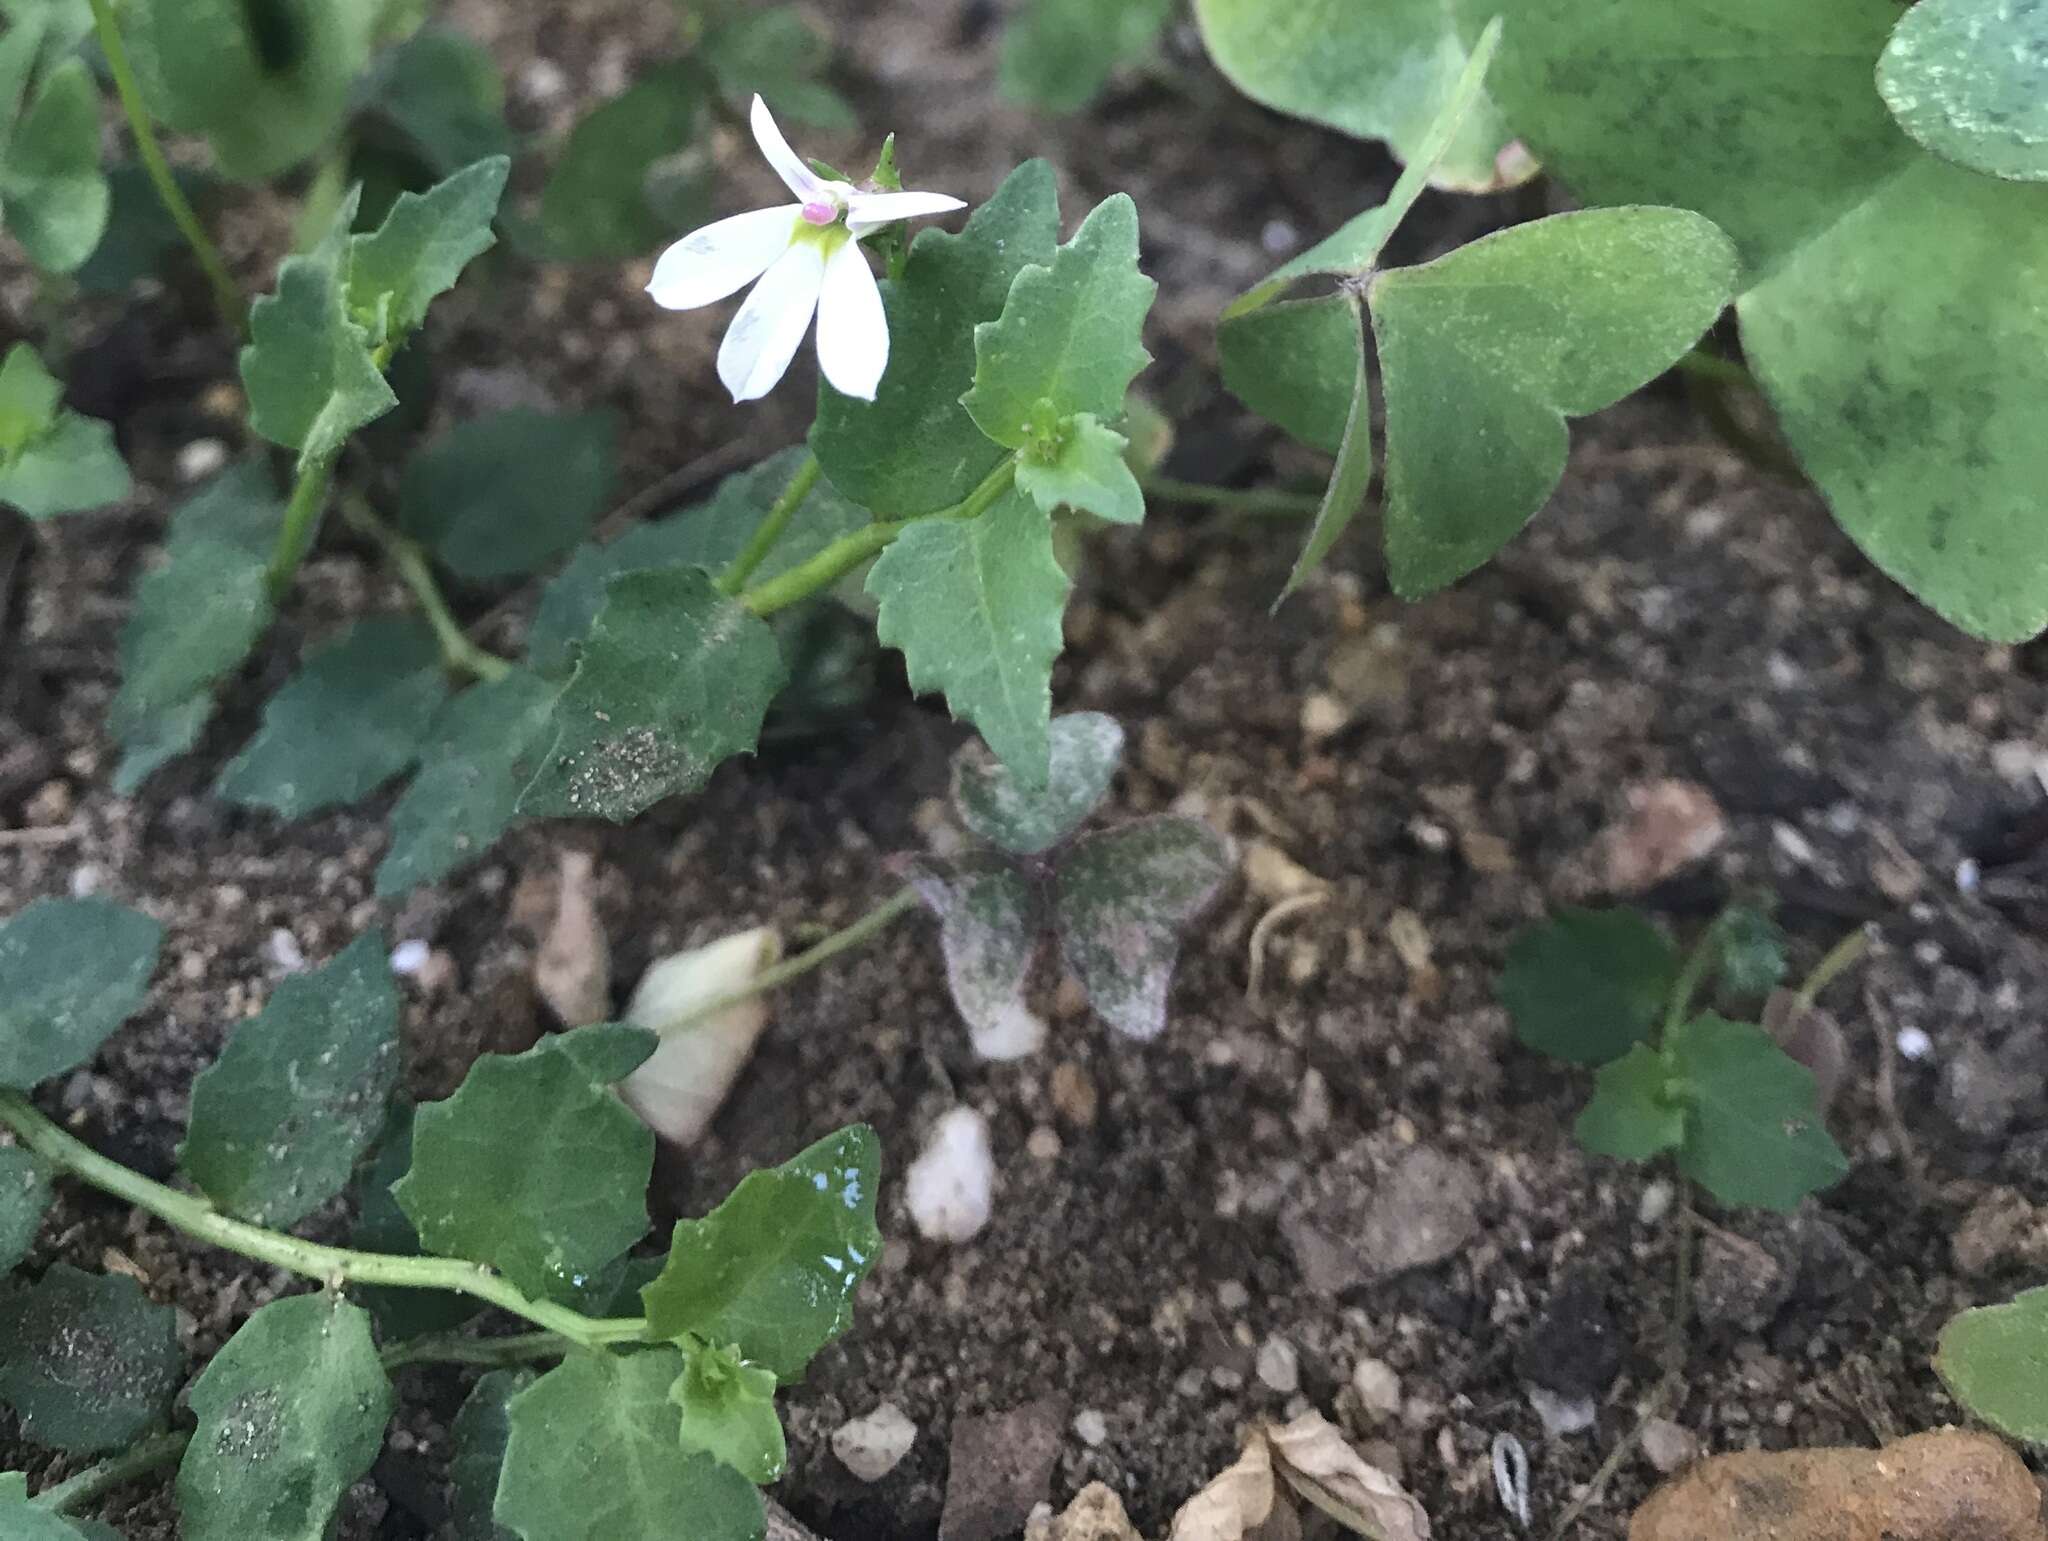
<box><xmin>648</xmin><ymin>96</ymin><xmax>967</xmax><ymax>404</ymax></box>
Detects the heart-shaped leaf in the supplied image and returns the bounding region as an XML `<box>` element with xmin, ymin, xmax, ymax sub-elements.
<box><xmin>950</xmin><ymin>711</ymin><xmax>1124</xmax><ymax>855</ymax></box>
<box><xmin>1000</xmin><ymin>0</ymin><xmax>1172</xmax><ymax>113</ymax></box>
<box><xmin>1879</xmin><ymin>0</ymin><xmax>2048</xmax><ymax>183</ymax></box>
<box><xmin>903</xmin><ymin>856</ymin><xmax>1047</xmax><ymax>1061</ymax></box>
<box><xmin>1667</xmin><ymin>1013</ymin><xmax>1848</xmax><ymax>1211</ymax></box>
<box><xmin>1498</xmin><ymin>907</ymin><xmax>1678</xmax><ymax>1066</ymax></box>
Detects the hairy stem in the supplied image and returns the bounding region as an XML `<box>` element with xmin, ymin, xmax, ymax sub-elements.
<box><xmin>343</xmin><ymin>497</ymin><xmax>514</xmax><ymax>682</ymax></box>
<box><xmin>1139</xmin><ymin>473</ymin><xmax>1324</xmax><ymax>518</ymax></box>
<box><xmin>0</xmin><ymin>1091</ymin><xmax>651</xmax><ymax>1349</ymax></box>
<box><xmin>1793</xmin><ymin>923</ymin><xmax>1873</xmax><ymax>1015</ymax></box>
<box><xmin>84</xmin><ymin>0</ymin><xmax>248</xmax><ymax>336</ymax></box>
<box><xmin>740</xmin><ymin>455</ymin><xmax>1017</xmax><ymax>619</ymax></box>
<box><xmin>263</xmin><ymin>450</ymin><xmax>340</xmax><ymax>600</ymax></box>
<box><xmin>717</xmin><ymin>452</ymin><xmax>821</xmax><ymax>594</ymax></box>
<box><xmin>32</xmin><ymin>1431</ymin><xmax>189</xmax><ymax>1515</ymax></box>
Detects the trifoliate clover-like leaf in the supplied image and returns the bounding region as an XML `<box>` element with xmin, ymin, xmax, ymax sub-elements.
<box><xmin>177</xmin><ymin>1293</ymin><xmax>392</xmax><ymax>1541</ymax></box>
<box><xmin>377</xmin><ymin>670</ymin><xmax>563</xmax><ymax>898</ymax></box>
<box><xmin>640</xmin><ymin>1124</ymin><xmax>881</xmax><ymax>1383</ymax></box>
<box><xmin>450</xmin><ymin>1368</ymin><xmax>535</xmax><ymax>1541</ymax></box>
<box><xmin>0</xmin><ymin>343</ymin><xmax>62</xmax><ymax>454</ymax></box>
<box><xmin>495</xmin><ymin>1350</ymin><xmax>765</xmax><ymax>1541</ymax></box>
<box><xmin>1574</xmin><ymin>1044</ymin><xmax>1685</xmax><ymax>1162</ymax></box>
<box><xmin>180</xmin><ymin>933</ymin><xmax>401</xmax><ymax>1228</ymax></box>
<box><xmin>0</xmin><ymin>897</ymin><xmax>161</xmax><ymax>1090</ymax></box>
<box><xmin>1668</xmin><ymin>1013</ymin><xmax>1849</xmax><ymax>1212</ymax></box>
<box><xmin>517</xmin><ymin>566</ymin><xmax>787</xmax><ymax>823</ymax></box>
<box><xmin>868</xmin><ymin>484</ymin><xmax>1069</xmax><ymax>789</ymax></box>
<box><xmin>395</xmin><ymin>1024</ymin><xmax>656</xmax><ymax>1304</ymax></box>
<box><xmin>0</xmin><ymin>1146</ymin><xmax>52</xmax><ymax>1274</ymax></box>
<box><xmin>1015</xmin><ymin>414</ymin><xmax>1144</xmax><ymax>526</ymax></box>
<box><xmin>0</xmin><ymin>57</ymin><xmax>110</xmax><ymax>274</ymax></box>
<box><xmin>902</xmin><ymin>856</ymin><xmax>1047</xmax><ymax>1062</ymax></box>
<box><xmin>963</xmin><ymin>194</ymin><xmax>1155</xmax><ymax>451</ymax></box>
<box><xmin>1054</xmin><ymin>816</ymin><xmax>1233</xmax><ymax>1040</ymax></box>
<box><xmin>239</xmin><ymin>250</ymin><xmax>396</xmax><ymax>469</ymax></box>
<box><xmin>0</xmin><ymin>1266</ymin><xmax>179</xmax><ymax>1454</ymax></box>
<box><xmin>811</xmin><ymin>159</ymin><xmax>1061</xmax><ymax>515</ymax></box>
<box><xmin>951</xmin><ymin>711</ymin><xmax>1124</xmax><ymax>856</ymax></box>
<box><xmin>1879</xmin><ymin>0</ymin><xmax>2048</xmax><ymax>184</ymax></box>
<box><xmin>349</xmin><ymin>1101</ymin><xmax>480</xmax><ymax>1342</ymax></box>
<box><xmin>215</xmin><ymin>615</ymin><xmax>449</xmax><ymax>818</ymax></box>
<box><xmin>347</xmin><ymin>155</ymin><xmax>509</xmax><ymax>347</ymax></box>
<box><xmin>1498</xmin><ymin>908</ymin><xmax>1679</xmax><ymax>1067</ymax></box>
<box><xmin>0</xmin><ymin>346</ymin><xmax>130</xmax><ymax>520</ymax></box>
<box><xmin>398</xmin><ymin>408</ymin><xmax>617</xmax><ymax>580</ymax></box>
<box><xmin>527</xmin><ymin>449</ymin><xmax>867</xmax><ymax>675</ymax></box>
<box><xmin>671</xmin><ymin>1341</ymin><xmax>787</xmax><ymax>1484</ymax></box>
<box><xmin>1938</xmin><ymin>1286</ymin><xmax>2048</xmax><ymax>1444</ymax></box>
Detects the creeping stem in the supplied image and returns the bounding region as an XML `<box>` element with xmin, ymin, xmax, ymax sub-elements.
<box><xmin>718</xmin><ymin>452</ymin><xmax>822</xmax><ymax>594</ymax></box>
<box><xmin>0</xmin><ymin>1091</ymin><xmax>650</xmax><ymax>1350</ymax></box>
<box><xmin>342</xmin><ymin>496</ymin><xmax>515</xmax><ymax>682</ymax></box>
<box><xmin>84</xmin><ymin>0</ymin><xmax>248</xmax><ymax>335</ymax></box>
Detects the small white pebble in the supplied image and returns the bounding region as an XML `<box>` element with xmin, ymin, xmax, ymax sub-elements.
<box><xmin>1640</xmin><ymin>1416</ymin><xmax>1698</xmax><ymax>1475</ymax></box>
<box><xmin>1772</xmin><ymin>822</ymin><xmax>1817</xmax><ymax>866</ymax></box>
<box><xmin>1527</xmin><ymin>1383</ymin><xmax>1597</xmax><ymax>1438</ymax></box>
<box><xmin>1216</xmin><ymin>1280</ymin><xmax>1250</xmax><ymax>1311</ymax></box>
<box><xmin>906</xmin><ymin>1108</ymin><xmax>994</xmax><ymax>1244</ymax></box>
<box><xmin>1956</xmin><ymin>858</ymin><xmax>1981</xmax><ymax>895</ymax></box>
<box><xmin>1256</xmin><ymin>1336</ymin><xmax>1300</xmax><ymax>1394</ymax></box>
<box><xmin>1072</xmin><ymin>1409</ymin><xmax>1108</xmax><ymax>1447</ymax></box>
<box><xmin>67</xmin><ymin>865</ymin><xmax>105</xmax><ymax>898</ymax></box>
<box><xmin>263</xmin><ymin>927</ymin><xmax>306</xmax><ymax>974</ymax></box>
<box><xmin>1351</xmin><ymin>1357</ymin><xmax>1403</xmax><ymax>1420</ymax></box>
<box><xmin>832</xmin><ymin>1403</ymin><xmax>916</xmax><ymax>1482</ymax></box>
<box><xmin>1638</xmin><ymin>1179</ymin><xmax>1676</xmax><ymax>1227</ymax></box>
<box><xmin>389</xmin><ymin>939</ymin><xmax>431</xmax><ymax>977</ymax></box>
<box><xmin>176</xmin><ymin>439</ymin><xmax>228</xmax><ymax>482</ymax></box>
<box><xmin>1260</xmin><ymin>218</ymin><xmax>1298</xmax><ymax>255</ymax></box>
<box><xmin>1897</xmin><ymin>1027</ymin><xmax>1934</xmax><ymax>1062</ymax></box>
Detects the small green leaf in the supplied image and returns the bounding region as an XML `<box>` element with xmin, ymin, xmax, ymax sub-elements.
<box><xmin>1371</xmin><ymin>207</ymin><xmax>1738</xmax><ymax>596</ymax></box>
<box><xmin>964</xmin><ymin>194</ymin><xmax>1154</xmax><ymax>450</ymax></box>
<box><xmin>999</xmin><ymin>0</ymin><xmax>1172</xmax><ymax>113</ymax></box>
<box><xmin>0</xmin><ymin>1265</ymin><xmax>180</xmax><ymax>1454</ymax></box>
<box><xmin>528</xmin><ymin>450</ymin><xmax>867</xmax><ymax>675</ymax></box>
<box><xmin>517</xmin><ymin>567</ymin><xmax>786</xmax><ymax>823</ymax></box>
<box><xmin>1668</xmin><ymin>1013</ymin><xmax>1849</xmax><ymax>1212</ymax></box>
<box><xmin>0</xmin><ymin>58</ymin><xmax>109</xmax><ymax>273</ymax></box>
<box><xmin>377</xmin><ymin>670</ymin><xmax>562</xmax><ymax>898</ymax></box>
<box><xmin>1016</xmin><ymin>414</ymin><xmax>1143</xmax><ymax>525</ymax></box>
<box><xmin>812</xmin><ymin>160</ymin><xmax>1061</xmax><ymax>515</ymax></box>
<box><xmin>641</xmin><ymin>1124</ymin><xmax>881</xmax><ymax>1382</ymax></box>
<box><xmin>1574</xmin><ymin>1044</ymin><xmax>1685</xmax><ymax>1162</ymax></box>
<box><xmin>347</xmin><ymin>155</ymin><xmax>510</xmax><ymax>346</ymax></box>
<box><xmin>358</xmin><ymin>26</ymin><xmax>513</xmax><ymax>174</ymax></box>
<box><xmin>396</xmin><ymin>1025</ymin><xmax>655</xmax><ymax>1303</ymax></box>
<box><xmin>1195</xmin><ymin>0</ymin><xmax>1522</xmax><ymax>192</ymax></box>
<box><xmin>0</xmin><ymin>1146</ymin><xmax>52</xmax><ymax>1273</ymax></box>
<box><xmin>0</xmin><ymin>897</ymin><xmax>161</xmax><ymax>1090</ymax></box>
<box><xmin>349</xmin><ymin>1102</ymin><xmax>480</xmax><ymax>1342</ymax></box>
<box><xmin>540</xmin><ymin>64</ymin><xmax>705</xmax><ymax>262</ymax></box>
<box><xmin>1715</xmin><ymin>905</ymin><xmax>1788</xmax><ymax>998</ymax></box>
<box><xmin>1217</xmin><ymin>297</ymin><xmax>1361</xmax><ymax>457</ymax></box>
<box><xmin>0</xmin><ymin>1490</ymin><xmax>95</xmax><ymax>1540</ymax></box>
<box><xmin>129</xmin><ymin>0</ymin><xmax>376</xmax><ymax>180</ymax></box>
<box><xmin>1938</xmin><ymin>1286</ymin><xmax>2048</xmax><ymax>1442</ymax></box>
<box><xmin>903</xmin><ymin>856</ymin><xmax>1047</xmax><ymax>1061</ymax></box>
<box><xmin>399</xmin><ymin>409</ymin><xmax>618</xmax><ymax>581</ymax></box>
<box><xmin>1498</xmin><ymin>908</ymin><xmax>1678</xmax><ymax>1067</ymax></box>
<box><xmin>177</xmin><ymin>1293</ymin><xmax>392</xmax><ymax>1541</ymax></box>
<box><xmin>0</xmin><ymin>344</ymin><xmax>62</xmax><ymax>454</ymax></box>
<box><xmin>180</xmin><ymin>933</ymin><xmax>401</xmax><ymax>1227</ymax></box>
<box><xmin>216</xmin><ymin>616</ymin><xmax>449</xmax><ymax>818</ymax></box>
<box><xmin>671</xmin><ymin>1341</ymin><xmax>786</xmax><ymax>1484</ymax></box>
<box><xmin>239</xmin><ymin>250</ymin><xmax>397</xmax><ymax>468</ymax></box>
<box><xmin>1879</xmin><ymin>0</ymin><xmax>2048</xmax><ymax>183</ymax></box>
<box><xmin>1276</xmin><ymin>296</ymin><xmax>1371</xmax><ymax>600</ymax></box>
<box><xmin>951</xmin><ymin>710</ymin><xmax>1124</xmax><ymax>856</ymax></box>
<box><xmin>111</xmin><ymin>694</ymin><xmax>214</xmax><ymax>796</ymax></box>
<box><xmin>0</xmin><ymin>413</ymin><xmax>131</xmax><ymax>521</ymax></box>
<box><xmin>450</xmin><ymin>1368</ymin><xmax>535</xmax><ymax>1541</ymax></box>
<box><xmin>495</xmin><ymin>1350</ymin><xmax>764</xmax><ymax>1541</ymax></box>
<box><xmin>868</xmin><ymin>485</ymin><xmax>1068</xmax><ymax>788</ymax></box>
<box><xmin>701</xmin><ymin>6</ymin><xmax>854</xmax><ymax>130</ymax></box>
<box><xmin>1054</xmin><ymin>816</ymin><xmax>1234</xmax><ymax>1040</ymax></box>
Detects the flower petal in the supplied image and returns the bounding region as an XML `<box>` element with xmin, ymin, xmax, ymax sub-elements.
<box><xmin>647</xmin><ymin>205</ymin><xmax>801</xmax><ymax>311</ymax></box>
<box><xmin>815</xmin><ymin>239</ymin><xmax>889</xmax><ymax>401</ymax></box>
<box><xmin>718</xmin><ymin>240</ymin><xmax>827</xmax><ymax>403</ymax></box>
<box><xmin>844</xmin><ymin>190</ymin><xmax>969</xmax><ymax>238</ymax></box>
<box><xmin>750</xmin><ymin>93</ymin><xmax>826</xmax><ymax>202</ymax></box>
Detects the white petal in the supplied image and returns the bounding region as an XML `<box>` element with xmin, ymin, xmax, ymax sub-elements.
<box><xmin>718</xmin><ymin>240</ymin><xmax>826</xmax><ymax>403</ymax></box>
<box><xmin>845</xmin><ymin>189</ymin><xmax>968</xmax><ymax>238</ymax></box>
<box><xmin>815</xmin><ymin>240</ymin><xmax>889</xmax><ymax>402</ymax></box>
<box><xmin>750</xmin><ymin>93</ymin><xmax>825</xmax><ymax>201</ymax></box>
<box><xmin>646</xmin><ymin>205</ymin><xmax>801</xmax><ymax>311</ymax></box>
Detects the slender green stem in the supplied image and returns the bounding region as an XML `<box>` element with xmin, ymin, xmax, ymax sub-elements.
<box><xmin>84</xmin><ymin>0</ymin><xmax>247</xmax><ymax>336</ymax></box>
<box><xmin>717</xmin><ymin>453</ymin><xmax>821</xmax><ymax>595</ymax></box>
<box><xmin>1139</xmin><ymin>473</ymin><xmax>1324</xmax><ymax>519</ymax></box>
<box><xmin>740</xmin><ymin>455</ymin><xmax>1017</xmax><ymax>618</ymax></box>
<box><xmin>1675</xmin><ymin>346</ymin><xmax>1755</xmax><ymax>392</ymax></box>
<box><xmin>32</xmin><ymin>1431</ymin><xmax>190</xmax><ymax>1515</ymax></box>
<box><xmin>1793</xmin><ymin>923</ymin><xmax>1872</xmax><ymax>1015</ymax></box>
<box><xmin>378</xmin><ymin>1327</ymin><xmax>582</xmax><ymax>1373</ymax></box>
<box><xmin>264</xmin><ymin>450</ymin><xmax>340</xmax><ymax>600</ymax></box>
<box><xmin>1667</xmin><ymin>1188</ymin><xmax>1694</xmax><ymax>1372</ymax></box>
<box><xmin>656</xmin><ymin>888</ymin><xmax>921</xmax><ymax>1034</ymax></box>
<box><xmin>342</xmin><ymin>497</ymin><xmax>514</xmax><ymax>682</ymax></box>
<box><xmin>1662</xmin><ymin>911</ymin><xmax>1729</xmax><ymax>1043</ymax></box>
<box><xmin>0</xmin><ymin>1092</ymin><xmax>651</xmax><ymax>1348</ymax></box>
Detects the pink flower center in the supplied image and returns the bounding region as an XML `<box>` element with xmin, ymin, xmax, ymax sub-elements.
<box><xmin>801</xmin><ymin>199</ymin><xmax>839</xmax><ymax>226</ymax></box>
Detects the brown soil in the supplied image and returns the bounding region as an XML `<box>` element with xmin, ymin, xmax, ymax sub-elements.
<box><xmin>6</xmin><ymin>3</ymin><xmax>2048</xmax><ymax>1539</ymax></box>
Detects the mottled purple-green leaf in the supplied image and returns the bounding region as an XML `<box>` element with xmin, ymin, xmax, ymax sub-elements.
<box><xmin>904</xmin><ymin>856</ymin><xmax>1046</xmax><ymax>1060</ymax></box>
<box><xmin>951</xmin><ymin>711</ymin><xmax>1124</xmax><ymax>855</ymax></box>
